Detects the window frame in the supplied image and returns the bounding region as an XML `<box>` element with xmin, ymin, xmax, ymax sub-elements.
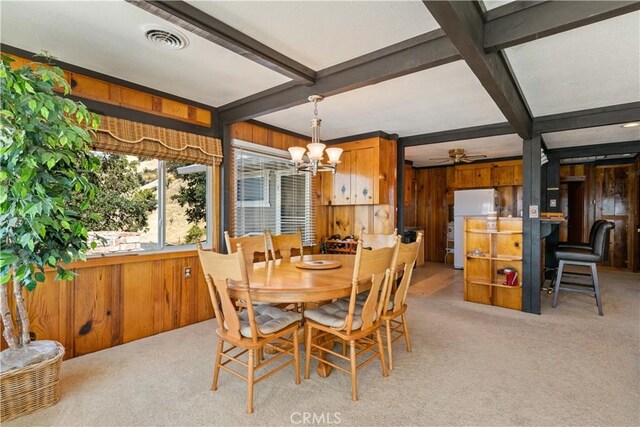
<box><xmin>275</xmin><ymin>170</ymin><xmax>309</xmax><ymax>236</ymax></box>
<box><xmin>235</xmin><ymin>170</ymin><xmax>271</xmax><ymax>208</ymax></box>
<box><xmin>87</xmin><ymin>155</ymin><xmax>214</xmax><ymax>258</ymax></box>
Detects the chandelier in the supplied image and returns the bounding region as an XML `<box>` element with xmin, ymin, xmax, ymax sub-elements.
<box><xmin>288</xmin><ymin>95</ymin><xmax>343</xmax><ymax>176</ymax></box>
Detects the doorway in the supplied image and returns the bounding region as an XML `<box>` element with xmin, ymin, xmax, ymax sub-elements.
<box><xmin>566</xmin><ymin>181</ymin><xmax>585</xmax><ymax>244</ymax></box>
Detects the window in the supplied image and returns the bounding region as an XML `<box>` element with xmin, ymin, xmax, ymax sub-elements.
<box><xmin>236</xmin><ymin>171</ymin><xmax>270</xmax><ymax>207</ymax></box>
<box><xmin>86</xmin><ymin>152</ymin><xmax>213</xmax><ymax>255</ymax></box>
<box><xmin>232</xmin><ymin>141</ymin><xmax>315</xmax><ymax>246</ymax></box>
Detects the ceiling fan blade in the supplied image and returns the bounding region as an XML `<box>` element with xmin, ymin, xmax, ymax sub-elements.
<box><xmin>460</xmin><ymin>158</ymin><xmax>474</xmax><ymax>163</ymax></box>
<box><xmin>434</xmin><ymin>159</ymin><xmax>453</xmax><ymax>165</ymax></box>
<box><xmin>465</xmin><ymin>155</ymin><xmax>488</xmax><ymax>159</ymax></box>
<box><xmin>428</xmin><ymin>157</ymin><xmax>453</xmax><ymax>161</ymax></box>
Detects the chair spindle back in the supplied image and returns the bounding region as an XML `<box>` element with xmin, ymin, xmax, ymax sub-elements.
<box><xmin>224</xmin><ymin>231</ymin><xmax>269</xmax><ymax>265</ymax></box>
<box><xmin>390</xmin><ymin>232</ymin><xmax>423</xmax><ymax>313</ymax></box>
<box><xmin>346</xmin><ymin>236</ymin><xmax>400</xmax><ymax>332</ymax></box>
<box><xmin>197</xmin><ymin>244</ymin><xmax>260</xmax><ymax>342</ymax></box>
<box><xmin>265</xmin><ymin>229</ymin><xmax>304</xmax><ymax>260</ymax></box>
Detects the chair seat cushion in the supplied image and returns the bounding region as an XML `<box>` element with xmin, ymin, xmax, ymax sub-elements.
<box><xmin>555</xmin><ymin>248</ymin><xmax>600</xmax><ymax>263</ymax></box>
<box><xmin>557</xmin><ymin>242</ymin><xmax>592</xmax><ymax>250</ymax></box>
<box><xmin>304</xmin><ymin>301</ymin><xmax>363</xmax><ymax>330</ymax></box>
<box><xmin>347</xmin><ymin>294</ymin><xmax>394</xmax><ymax>311</ymax></box>
<box><xmin>238</xmin><ymin>306</ymin><xmax>301</xmax><ymax>338</ymax></box>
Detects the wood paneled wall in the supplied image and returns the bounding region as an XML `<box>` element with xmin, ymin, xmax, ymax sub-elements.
<box><xmin>560</xmin><ymin>161</ymin><xmax>638</xmax><ymax>270</ymax></box>
<box><xmin>414</xmin><ymin>167</ymin><xmax>449</xmax><ymax>263</ymax></box>
<box><xmin>230</xmin><ymin>122</ymin><xmax>310</xmax><ymax>150</ymax></box>
<box><xmin>7</xmin><ymin>54</ymin><xmax>212</xmax><ymax>127</ymax></box>
<box><xmin>408</xmin><ymin>159</ymin><xmax>524</xmax><ymax>262</ymax></box>
<box><xmin>403</xmin><ymin>163</ymin><xmax>417</xmax><ymax>226</ymax></box>
<box><xmin>1</xmin><ymin>252</ymin><xmax>213</xmax><ymax>359</ymax></box>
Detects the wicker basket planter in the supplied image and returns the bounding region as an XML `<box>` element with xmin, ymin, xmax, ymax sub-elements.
<box><xmin>0</xmin><ymin>341</ymin><xmax>65</xmax><ymax>422</ymax></box>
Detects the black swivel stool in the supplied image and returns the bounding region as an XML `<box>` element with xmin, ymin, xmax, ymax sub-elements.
<box><xmin>552</xmin><ymin>221</ymin><xmax>614</xmax><ymax>316</ymax></box>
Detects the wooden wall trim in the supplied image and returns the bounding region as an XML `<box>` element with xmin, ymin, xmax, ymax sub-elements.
<box><xmin>60</xmin><ymin>250</ymin><xmax>199</xmax><ymax>270</ymax></box>
<box><xmin>5</xmin><ymin>52</ymin><xmax>213</xmax><ymax>128</ymax></box>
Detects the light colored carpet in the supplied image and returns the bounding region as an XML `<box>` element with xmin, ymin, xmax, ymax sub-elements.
<box><xmin>5</xmin><ymin>263</ymin><xmax>639</xmax><ymax>426</ymax></box>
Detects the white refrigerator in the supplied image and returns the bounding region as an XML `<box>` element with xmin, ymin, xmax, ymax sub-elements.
<box><xmin>454</xmin><ymin>189</ymin><xmax>498</xmax><ymax>269</ymax></box>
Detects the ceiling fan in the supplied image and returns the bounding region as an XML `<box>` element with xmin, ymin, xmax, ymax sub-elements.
<box><xmin>429</xmin><ymin>148</ymin><xmax>487</xmax><ymax>165</ymax></box>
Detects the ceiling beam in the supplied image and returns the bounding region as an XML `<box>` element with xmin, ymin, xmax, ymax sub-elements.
<box><xmin>547</xmin><ymin>140</ymin><xmax>640</xmax><ymax>159</ymax></box>
<box><xmin>218</xmin><ymin>29</ymin><xmax>460</xmax><ymax>124</ymax></box>
<box><xmin>126</xmin><ymin>0</ymin><xmax>316</xmax><ymax>85</ymax></box>
<box><xmin>533</xmin><ymin>102</ymin><xmax>640</xmax><ymax>134</ymax></box>
<box><xmin>423</xmin><ymin>1</ymin><xmax>532</xmax><ymax>139</ymax></box>
<box><xmin>483</xmin><ymin>1</ymin><xmax>546</xmax><ymax>21</ymax></box>
<box><xmin>485</xmin><ymin>1</ymin><xmax>640</xmax><ymax>52</ymax></box>
<box><xmin>399</xmin><ymin>122</ymin><xmax>514</xmax><ymax>147</ymax></box>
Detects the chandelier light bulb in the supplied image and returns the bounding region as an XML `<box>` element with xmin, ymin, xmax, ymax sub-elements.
<box><xmin>325</xmin><ymin>147</ymin><xmax>343</xmax><ymax>164</ymax></box>
<box><xmin>306</xmin><ymin>142</ymin><xmax>326</xmax><ymax>161</ymax></box>
<box><xmin>288</xmin><ymin>146</ymin><xmax>306</xmax><ymax>163</ymax></box>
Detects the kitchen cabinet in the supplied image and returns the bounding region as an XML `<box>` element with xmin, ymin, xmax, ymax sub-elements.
<box><xmin>353</xmin><ymin>147</ymin><xmax>375</xmax><ymax>205</ymax></box>
<box><xmin>456</xmin><ymin>166</ymin><xmax>492</xmax><ymax>189</ymax></box>
<box><xmin>455</xmin><ymin>160</ymin><xmax>523</xmax><ymax>189</ymax></box>
<box><xmin>320</xmin><ymin>137</ymin><xmax>396</xmax><ymax>206</ymax></box>
<box><xmin>333</xmin><ymin>150</ymin><xmax>352</xmax><ymax>205</ymax></box>
<box><xmin>492</xmin><ymin>165</ymin><xmax>514</xmax><ymax>186</ymax></box>
<box><xmin>513</xmin><ymin>164</ymin><xmax>523</xmax><ymax>185</ymax></box>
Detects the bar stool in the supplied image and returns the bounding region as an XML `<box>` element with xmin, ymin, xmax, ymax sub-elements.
<box><xmin>552</xmin><ymin>221</ymin><xmax>614</xmax><ymax>316</ymax></box>
<box><xmin>557</xmin><ymin>219</ymin><xmax>607</xmax><ymax>250</ymax></box>
<box><xmin>543</xmin><ymin>220</ymin><xmax>608</xmax><ymax>294</ymax></box>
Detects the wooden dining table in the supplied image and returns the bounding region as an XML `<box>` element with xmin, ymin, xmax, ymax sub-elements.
<box><xmin>227</xmin><ymin>254</ymin><xmax>359</xmax><ymax>377</ymax></box>
<box><xmin>234</xmin><ymin>254</ymin><xmax>357</xmax><ymax>302</ymax></box>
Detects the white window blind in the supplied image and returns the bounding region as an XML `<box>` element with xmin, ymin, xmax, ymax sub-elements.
<box><xmin>232</xmin><ymin>142</ymin><xmax>316</xmax><ymax>246</ymax></box>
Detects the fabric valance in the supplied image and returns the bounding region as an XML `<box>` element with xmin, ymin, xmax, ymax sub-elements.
<box><xmin>93</xmin><ymin>115</ymin><xmax>222</xmax><ymax>165</ymax></box>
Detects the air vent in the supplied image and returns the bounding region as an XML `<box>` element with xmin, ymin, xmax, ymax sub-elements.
<box><xmin>141</xmin><ymin>25</ymin><xmax>189</xmax><ymax>50</ymax></box>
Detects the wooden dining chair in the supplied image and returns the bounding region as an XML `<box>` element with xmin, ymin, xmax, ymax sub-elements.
<box><xmin>265</xmin><ymin>229</ymin><xmax>304</xmax><ymax>260</ymax></box>
<box><xmin>381</xmin><ymin>232</ymin><xmax>423</xmax><ymax>370</ymax></box>
<box><xmin>361</xmin><ymin>228</ymin><xmax>398</xmax><ymax>250</ymax></box>
<box><xmin>303</xmin><ymin>237</ymin><xmax>400</xmax><ymax>401</ymax></box>
<box><xmin>224</xmin><ymin>231</ymin><xmax>268</xmax><ymax>264</ymax></box>
<box><xmin>197</xmin><ymin>244</ymin><xmax>302</xmax><ymax>414</ymax></box>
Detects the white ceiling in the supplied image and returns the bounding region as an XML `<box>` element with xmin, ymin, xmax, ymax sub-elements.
<box><xmin>257</xmin><ymin>61</ymin><xmax>507</xmax><ymax>140</ymax></box>
<box><xmin>187</xmin><ymin>0</ymin><xmax>439</xmax><ymax>71</ymax></box>
<box><xmin>543</xmin><ymin>123</ymin><xmax>640</xmax><ymax>149</ymax></box>
<box><xmin>405</xmin><ymin>134</ymin><xmax>523</xmax><ymax>167</ymax></box>
<box><xmin>505</xmin><ymin>12</ymin><xmax>640</xmax><ymax>116</ymax></box>
<box><xmin>481</xmin><ymin>1</ymin><xmax>517</xmax><ymax>11</ymax></box>
<box><xmin>0</xmin><ymin>0</ymin><xmax>290</xmax><ymax>107</ymax></box>
<box><xmin>0</xmin><ymin>1</ymin><xmax>638</xmax><ymax>145</ymax></box>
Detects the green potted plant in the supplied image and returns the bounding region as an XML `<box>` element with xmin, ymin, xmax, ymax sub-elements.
<box><xmin>0</xmin><ymin>55</ymin><xmax>100</xmax><ymax>421</ymax></box>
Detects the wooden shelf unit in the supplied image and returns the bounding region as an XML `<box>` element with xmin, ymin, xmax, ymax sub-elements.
<box><xmin>463</xmin><ymin>217</ymin><xmax>523</xmax><ymax>311</ymax></box>
<box><xmin>325</xmin><ymin>239</ymin><xmax>358</xmax><ymax>255</ymax></box>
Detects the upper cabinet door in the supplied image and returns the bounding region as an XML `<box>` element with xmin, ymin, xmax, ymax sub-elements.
<box><xmin>353</xmin><ymin>147</ymin><xmax>375</xmax><ymax>205</ymax></box>
<box><xmin>333</xmin><ymin>150</ymin><xmax>352</xmax><ymax>205</ymax></box>
<box><xmin>492</xmin><ymin>165</ymin><xmax>514</xmax><ymax>186</ymax></box>
<box><xmin>513</xmin><ymin>164</ymin><xmax>523</xmax><ymax>185</ymax></box>
<box><xmin>320</xmin><ymin>167</ymin><xmax>333</xmax><ymax>205</ymax></box>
